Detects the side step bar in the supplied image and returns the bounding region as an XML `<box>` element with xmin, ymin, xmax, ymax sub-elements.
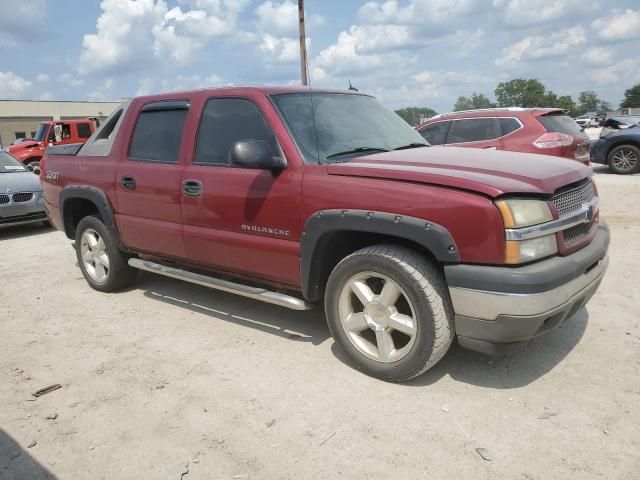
<box><xmin>128</xmin><ymin>258</ymin><xmax>313</xmax><ymax>311</ymax></box>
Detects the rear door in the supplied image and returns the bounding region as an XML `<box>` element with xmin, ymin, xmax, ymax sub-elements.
<box><xmin>417</xmin><ymin>121</ymin><xmax>450</xmax><ymax>146</ymax></box>
<box><xmin>181</xmin><ymin>96</ymin><xmax>302</xmax><ymax>287</ymax></box>
<box><xmin>114</xmin><ymin>100</ymin><xmax>190</xmax><ymax>259</ymax></box>
<box><xmin>445</xmin><ymin>117</ymin><xmax>503</xmax><ymax>150</ymax></box>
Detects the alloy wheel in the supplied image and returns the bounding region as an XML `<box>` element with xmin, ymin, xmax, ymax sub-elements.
<box><xmin>338</xmin><ymin>271</ymin><xmax>417</xmax><ymax>363</ymax></box>
<box><xmin>80</xmin><ymin>228</ymin><xmax>110</xmax><ymax>283</ymax></box>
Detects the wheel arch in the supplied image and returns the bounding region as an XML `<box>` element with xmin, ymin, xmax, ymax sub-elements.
<box><xmin>59</xmin><ymin>186</ymin><xmax>121</xmax><ymax>244</ymax></box>
<box><xmin>300</xmin><ymin>209</ymin><xmax>460</xmax><ymax>302</ymax></box>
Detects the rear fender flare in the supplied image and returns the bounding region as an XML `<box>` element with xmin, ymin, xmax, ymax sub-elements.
<box><xmin>300</xmin><ymin>209</ymin><xmax>460</xmax><ymax>301</ymax></box>
<box><xmin>59</xmin><ymin>186</ymin><xmax>122</xmax><ymax>246</ymax></box>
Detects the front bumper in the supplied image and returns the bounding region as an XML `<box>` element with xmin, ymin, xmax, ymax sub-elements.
<box><xmin>444</xmin><ymin>222</ymin><xmax>610</xmax><ymax>355</ymax></box>
<box><xmin>0</xmin><ymin>191</ymin><xmax>47</xmax><ymax>228</ymax></box>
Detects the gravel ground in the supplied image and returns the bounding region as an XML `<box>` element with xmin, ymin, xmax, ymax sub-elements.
<box><xmin>1</xmin><ymin>168</ymin><xmax>639</xmax><ymax>480</ymax></box>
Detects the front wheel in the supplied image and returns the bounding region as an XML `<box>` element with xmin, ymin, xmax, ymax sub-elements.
<box><xmin>26</xmin><ymin>159</ymin><xmax>41</xmax><ymax>175</ymax></box>
<box><xmin>608</xmin><ymin>144</ymin><xmax>640</xmax><ymax>175</ymax></box>
<box><xmin>75</xmin><ymin>215</ymin><xmax>137</xmax><ymax>292</ymax></box>
<box><xmin>324</xmin><ymin>245</ymin><xmax>454</xmax><ymax>381</ymax></box>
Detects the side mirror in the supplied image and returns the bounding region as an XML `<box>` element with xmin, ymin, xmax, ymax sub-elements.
<box><xmin>229</xmin><ymin>140</ymin><xmax>284</xmax><ymax>171</ymax></box>
<box><xmin>54</xmin><ymin>125</ymin><xmax>63</xmax><ymax>143</ymax></box>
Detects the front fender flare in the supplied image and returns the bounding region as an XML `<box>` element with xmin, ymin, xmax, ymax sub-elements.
<box><xmin>300</xmin><ymin>209</ymin><xmax>459</xmax><ymax>301</ymax></box>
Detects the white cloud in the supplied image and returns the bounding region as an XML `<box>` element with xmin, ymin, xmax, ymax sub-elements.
<box><xmin>259</xmin><ymin>35</ymin><xmax>300</xmax><ymax>63</ymax></box>
<box><xmin>79</xmin><ymin>0</ymin><xmax>250</xmax><ymax>75</ymax></box>
<box><xmin>36</xmin><ymin>73</ymin><xmax>50</xmax><ymax>83</ymax></box>
<box><xmin>0</xmin><ymin>72</ymin><xmax>32</xmax><ymax>99</ymax></box>
<box><xmin>494</xmin><ymin>0</ymin><xmax>593</xmax><ymax>26</ymax></box>
<box><xmin>583</xmin><ymin>47</ymin><xmax>614</xmax><ymax>67</ymax></box>
<box><xmin>136</xmin><ymin>73</ymin><xmax>223</xmax><ymax>95</ymax></box>
<box><xmin>496</xmin><ymin>26</ymin><xmax>586</xmax><ymax>65</ymax></box>
<box><xmin>593</xmin><ymin>9</ymin><xmax>640</xmax><ymax>41</ymax></box>
<box><xmin>591</xmin><ymin>59</ymin><xmax>640</xmax><ymax>86</ymax></box>
<box><xmin>358</xmin><ymin>0</ymin><xmax>476</xmax><ymax>25</ymax></box>
<box><xmin>39</xmin><ymin>92</ymin><xmax>54</xmax><ymax>101</ymax></box>
<box><xmin>257</xmin><ymin>1</ymin><xmax>298</xmax><ymax>37</ymax></box>
<box><xmin>88</xmin><ymin>78</ymin><xmax>115</xmax><ymax>101</ymax></box>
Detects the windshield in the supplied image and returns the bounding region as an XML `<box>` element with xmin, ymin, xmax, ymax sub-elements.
<box><xmin>271</xmin><ymin>92</ymin><xmax>428</xmax><ymax>163</ymax></box>
<box><xmin>0</xmin><ymin>152</ymin><xmax>27</xmax><ymax>173</ymax></box>
<box><xmin>539</xmin><ymin>114</ymin><xmax>582</xmax><ymax>135</ymax></box>
<box><xmin>33</xmin><ymin>123</ymin><xmax>49</xmax><ymax>141</ymax></box>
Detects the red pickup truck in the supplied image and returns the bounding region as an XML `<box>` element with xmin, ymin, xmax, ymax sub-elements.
<box><xmin>6</xmin><ymin>119</ymin><xmax>96</xmax><ymax>173</ymax></box>
<box><xmin>41</xmin><ymin>87</ymin><xmax>609</xmax><ymax>381</ymax></box>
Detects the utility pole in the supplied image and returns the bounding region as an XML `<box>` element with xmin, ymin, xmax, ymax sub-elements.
<box><xmin>298</xmin><ymin>0</ymin><xmax>309</xmax><ymax>86</ymax></box>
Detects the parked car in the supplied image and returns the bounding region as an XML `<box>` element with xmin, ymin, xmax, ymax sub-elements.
<box><xmin>41</xmin><ymin>87</ymin><xmax>609</xmax><ymax>381</ymax></box>
<box><xmin>4</xmin><ymin>118</ymin><xmax>98</xmax><ymax>173</ymax></box>
<box><xmin>575</xmin><ymin>113</ymin><xmax>600</xmax><ymax>128</ymax></box>
<box><xmin>591</xmin><ymin>117</ymin><xmax>640</xmax><ymax>174</ymax></box>
<box><xmin>0</xmin><ymin>151</ymin><xmax>48</xmax><ymax>228</ymax></box>
<box><xmin>417</xmin><ymin>108</ymin><xmax>591</xmax><ymax>165</ymax></box>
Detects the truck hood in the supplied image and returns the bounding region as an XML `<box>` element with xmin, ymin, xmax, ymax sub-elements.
<box><xmin>6</xmin><ymin>141</ymin><xmax>43</xmax><ymax>155</ymax></box>
<box><xmin>325</xmin><ymin>147</ymin><xmax>589</xmax><ymax>197</ymax></box>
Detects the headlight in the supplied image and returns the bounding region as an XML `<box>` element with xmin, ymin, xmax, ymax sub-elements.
<box><xmin>505</xmin><ymin>234</ymin><xmax>558</xmax><ymax>264</ymax></box>
<box><xmin>495</xmin><ymin>198</ymin><xmax>553</xmax><ymax>228</ymax></box>
<box><xmin>496</xmin><ymin>198</ymin><xmax>557</xmax><ymax>264</ymax></box>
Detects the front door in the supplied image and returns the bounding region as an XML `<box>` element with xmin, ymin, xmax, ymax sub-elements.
<box><xmin>181</xmin><ymin>96</ymin><xmax>302</xmax><ymax>287</ymax></box>
<box><xmin>114</xmin><ymin>100</ymin><xmax>190</xmax><ymax>260</ymax></box>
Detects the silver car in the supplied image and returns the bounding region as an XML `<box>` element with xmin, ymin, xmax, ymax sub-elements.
<box><xmin>0</xmin><ymin>152</ymin><xmax>48</xmax><ymax>228</ymax></box>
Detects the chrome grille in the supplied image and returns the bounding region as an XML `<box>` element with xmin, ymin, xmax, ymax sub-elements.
<box><xmin>12</xmin><ymin>192</ymin><xmax>33</xmax><ymax>203</ymax></box>
<box><xmin>0</xmin><ymin>194</ymin><xmax>9</xmax><ymax>205</ymax></box>
<box><xmin>553</xmin><ymin>180</ymin><xmax>594</xmax><ymax>217</ymax></box>
<box><xmin>563</xmin><ymin>222</ymin><xmax>592</xmax><ymax>245</ymax></box>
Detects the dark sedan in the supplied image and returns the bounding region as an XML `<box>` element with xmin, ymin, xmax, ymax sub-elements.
<box><xmin>591</xmin><ymin>117</ymin><xmax>640</xmax><ymax>174</ymax></box>
<box><xmin>0</xmin><ymin>152</ymin><xmax>48</xmax><ymax>227</ymax></box>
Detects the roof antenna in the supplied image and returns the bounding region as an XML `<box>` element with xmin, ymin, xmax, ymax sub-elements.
<box><xmin>348</xmin><ymin>80</ymin><xmax>358</xmax><ymax>92</ymax></box>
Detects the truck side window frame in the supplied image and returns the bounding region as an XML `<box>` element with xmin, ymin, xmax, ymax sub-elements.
<box><xmin>193</xmin><ymin>97</ymin><xmax>283</xmax><ymax>167</ymax></box>
<box><xmin>128</xmin><ymin>100</ymin><xmax>190</xmax><ymax>164</ymax></box>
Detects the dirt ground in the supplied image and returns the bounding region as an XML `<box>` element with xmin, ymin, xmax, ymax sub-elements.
<box><xmin>1</xmin><ymin>167</ymin><xmax>639</xmax><ymax>480</ymax></box>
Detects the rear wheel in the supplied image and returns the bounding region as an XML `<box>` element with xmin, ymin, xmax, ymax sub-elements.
<box><xmin>324</xmin><ymin>245</ymin><xmax>454</xmax><ymax>381</ymax></box>
<box><xmin>608</xmin><ymin>144</ymin><xmax>640</xmax><ymax>175</ymax></box>
<box><xmin>75</xmin><ymin>216</ymin><xmax>136</xmax><ymax>292</ymax></box>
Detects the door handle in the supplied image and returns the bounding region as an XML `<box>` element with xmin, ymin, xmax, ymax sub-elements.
<box><xmin>182</xmin><ymin>179</ymin><xmax>202</xmax><ymax>196</ymax></box>
<box><xmin>483</xmin><ymin>146</ymin><xmax>497</xmax><ymax>150</ymax></box>
<box><xmin>120</xmin><ymin>176</ymin><xmax>136</xmax><ymax>189</ymax></box>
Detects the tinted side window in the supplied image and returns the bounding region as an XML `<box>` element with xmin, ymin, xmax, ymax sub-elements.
<box><xmin>195</xmin><ymin>98</ymin><xmax>280</xmax><ymax>165</ymax></box>
<box><xmin>129</xmin><ymin>108</ymin><xmax>187</xmax><ymax>163</ymax></box>
<box><xmin>499</xmin><ymin>118</ymin><xmax>521</xmax><ymax>136</ymax></box>
<box><xmin>77</xmin><ymin>123</ymin><xmax>92</xmax><ymax>138</ymax></box>
<box><xmin>419</xmin><ymin>122</ymin><xmax>449</xmax><ymax>145</ymax></box>
<box><xmin>446</xmin><ymin>118</ymin><xmax>500</xmax><ymax>144</ymax></box>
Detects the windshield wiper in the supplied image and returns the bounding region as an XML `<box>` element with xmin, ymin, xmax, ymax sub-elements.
<box><xmin>393</xmin><ymin>142</ymin><xmax>430</xmax><ymax>150</ymax></box>
<box><xmin>325</xmin><ymin>146</ymin><xmax>389</xmax><ymax>160</ymax></box>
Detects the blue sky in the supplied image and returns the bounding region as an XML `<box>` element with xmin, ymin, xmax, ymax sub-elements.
<box><xmin>1</xmin><ymin>0</ymin><xmax>639</xmax><ymax>113</ymax></box>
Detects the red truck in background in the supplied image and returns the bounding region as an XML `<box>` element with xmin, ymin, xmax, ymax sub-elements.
<box><xmin>5</xmin><ymin>119</ymin><xmax>97</xmax><ymax>173</ymax></box>
<box><xmin>40</xmin><ymin>86</ymin><xmax>609</xmax><ymax>381</ymax></box>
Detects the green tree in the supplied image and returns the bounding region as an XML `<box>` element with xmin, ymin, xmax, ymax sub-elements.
<box><xmin>453</xmin><ymin>93</ymin><xmax>495</xmax><ymax>111</ymax></box>
<box><xmin>621</xmin><ymin>83</ymin><xmax>640</xmax><ymax>108</ymax></box>
<box><xmin>577</xmin><ymin>90</ymin><xmax>600</xmax><ymax>115</ymax></box>
<box><xmin>494</xmin><ymin>79</ymin><xmax>547</xmax><ymax>107</ymax></box>
<box><xmin>394</xmin><ymin>107</ymin><xmax>437</xmax><ymax>126</ymax></box>
<box><xmin>555</xmin><ymin>95</ymin><xmax>577</xmax><ymax>116</ymax></box>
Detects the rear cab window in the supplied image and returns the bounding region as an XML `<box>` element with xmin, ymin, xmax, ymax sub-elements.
<box><xmin>77</xmin><ymin>122</ymin><xmax>92</xmax><ymax>139</ymax></box>
<box><xmin>129</xmin><ymin>101</ymin><xmax>189</xmax><ymax>163</ymax></box>
<box><xmin>537</xmin><ymin>114</ymin><xmax>582</xmax><ymax>135</ymax></box>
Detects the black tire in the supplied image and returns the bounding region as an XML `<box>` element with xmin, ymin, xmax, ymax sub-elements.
<box><xmin>26</xmin><ymin>158</ymin><xmax>42</xmax><ymax>175</ymax></box>
<box><xmin>324</xmin><ymin>245</ymin><xmax>454</xmax><ymax>382</ymax></box>
<box><xmin>75</xmin><ymin>215</ymin><xmax>136</xmax><ymax>292</ymax></box>
<box><xmin>608</xmin><ymin>144</ymin><xmax>640</xmax><ymax>175</ymax></box>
